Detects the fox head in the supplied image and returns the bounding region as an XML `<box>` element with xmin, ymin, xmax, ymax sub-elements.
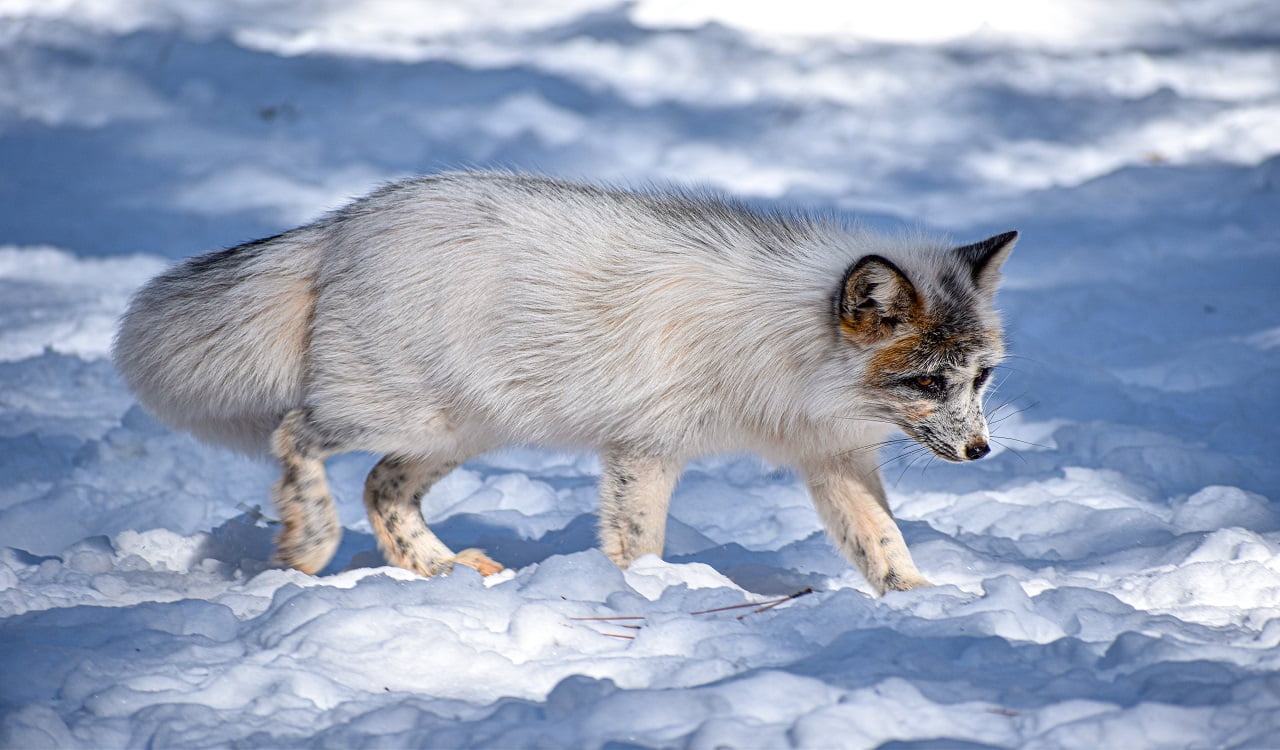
<box><xmin>837</xmin><ymin>231</ymin><xmax>1017</xmax><ymax>462</ymax></box>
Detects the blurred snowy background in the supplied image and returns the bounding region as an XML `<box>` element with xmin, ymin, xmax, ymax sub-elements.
<box><xmin>2</xmin><ymin>1</ymin><xmax>1279</xmax><ymax>747</ymax></box>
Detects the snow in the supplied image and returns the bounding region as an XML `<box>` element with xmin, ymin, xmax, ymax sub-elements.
<box><xmin>1</xmin><ymin>1</ymin><xmax>1278</xmax><ymax>747</ymax></box>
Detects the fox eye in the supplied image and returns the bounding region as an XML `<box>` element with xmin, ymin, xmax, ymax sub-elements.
<box><xmin>905</xmin><ymin>374</ymin><xmax>943</xmax><ymax>393</ymax></box>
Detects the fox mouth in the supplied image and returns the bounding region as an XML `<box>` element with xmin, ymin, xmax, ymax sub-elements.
<box><xmin>899</xmin><ymin>425</ymin><xmax>963</xmax><ymax>462</ymax></box>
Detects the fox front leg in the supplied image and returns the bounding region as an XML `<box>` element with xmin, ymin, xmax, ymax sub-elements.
<box><xmin>803</xmin><ymin>456</ymin><xmax>931</xmax><ymax>594</ymax></box>
<box><xmin>598</xmin><ymin>448</ymin><xmax>682</xmax><ymax>567</ymax></box>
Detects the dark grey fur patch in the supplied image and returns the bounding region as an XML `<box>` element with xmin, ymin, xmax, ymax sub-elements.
<box><xmin>955</xmin><ymin>231</ymin><xmax>1018</xmax><ymax>282</ymax></box>
<box><xmin>178</xmin><ymin>237</ymin><xmax>272</xmax><ymax>276</ymax></box>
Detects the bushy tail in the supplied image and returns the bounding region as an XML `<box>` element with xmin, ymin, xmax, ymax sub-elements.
<box><xmin>113</xmin><ymin>229</ymin><xmax>324</xmax><ymax>454</ymax></box>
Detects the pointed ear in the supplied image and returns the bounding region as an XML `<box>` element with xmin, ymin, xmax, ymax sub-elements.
<box><xmin>955</xmin><ymin>230</ymin><xmax>1017</xmax><ymax>295</ymax></box>
<box><xmin>838</xmin><ymin>255</ymin><xmax>919</xmax><ymax>341</ymax></box>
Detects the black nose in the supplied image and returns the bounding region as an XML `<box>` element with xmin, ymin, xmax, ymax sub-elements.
<box><xmin>965</xmin><ymin>441</ymin><xmax>990</xmax><ymax>461</ymax></box>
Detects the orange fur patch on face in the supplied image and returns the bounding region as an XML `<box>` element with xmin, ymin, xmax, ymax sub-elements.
<box><xmin>865</xmin><ymin>321</ymin><xmax>1000</xmax><ymax>388</ymax></box>
<box><xmin>839</xmin><ymin>315</ymin><xmax>880</xmax><ymax>341</ymax></box>
<box><xmin>866</xmin><ymin>333</ymin><xmax>925</xmax><ymax>384</ymax></box>
<box><xmin>841</xmin><ymin>298</ymin><xmax>937</xmax><ymax>345</ymax></box>
<box><xmin>904</xmin><ymin>401</ymin><xmax>936</xmax><ymax>421</ymax></box>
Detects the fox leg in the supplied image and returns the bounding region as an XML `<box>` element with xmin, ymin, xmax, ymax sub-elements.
<box><xmin>803</xmin><ymin>457</ymin><xmax>931</xmax><ymax>595</ymax></box>
<box><xmin>598</xmin><ymin>448</ymin><xmax>682</xmax><ymax>568</ymax></box>
<box><xmin>270</xmin><ymin>409</ymin><xmax>345</xmax><ymax>574</ymax></box>
<box><xmin>364</xmin><ymin>455</ymin><xmax>503</xmax><ymax>577</ymax></box>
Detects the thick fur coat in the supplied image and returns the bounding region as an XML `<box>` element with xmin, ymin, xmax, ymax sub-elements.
<box><xmin>115</xmin><ymin>172</ymin><xmax>1015</xmax><ymax>593</ymax></box>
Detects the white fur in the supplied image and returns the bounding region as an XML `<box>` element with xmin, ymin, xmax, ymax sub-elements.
<box><xmin>113</xmin><ymin>171</ymin><xmax>1014</xmax><ymax>592</ymax></box>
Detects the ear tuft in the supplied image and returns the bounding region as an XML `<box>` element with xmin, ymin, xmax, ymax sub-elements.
<box><xmin>955</xmin><ymin>231</ymin><xmax>1017</xmax><ymax>294</ymax></box>
<box><xmin>838</xmin><ymin>255</ymin><xmax>919</xmax><ymax>341</ymax></box>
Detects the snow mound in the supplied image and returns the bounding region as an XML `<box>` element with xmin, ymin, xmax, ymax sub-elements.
<box><xmin>2</xmin><ymin>1</ymin><xmax>1279</xmax><ymax>747</ymax></box>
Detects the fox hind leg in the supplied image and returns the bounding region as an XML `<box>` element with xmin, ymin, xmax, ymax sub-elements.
<box><xmin>270</xmin><ymin>409</ymin><xmax>344</xmax><ymax>575</ymax></box>
<box><xmin>364</xmin><ymin>455</ymin><xmax>503</xmax><ymax>577</ymax></box>
<box><xmin>598</xmin><ymin>448</ymin><xmax>682</xmax><ymax>568</ymax></box>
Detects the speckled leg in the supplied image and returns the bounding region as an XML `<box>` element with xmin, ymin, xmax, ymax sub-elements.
<box><xmin>270</xmin><ymin>409</ymin><xmax>344</xmax><ymax>575</ymax></box>
<box><xmin>364</xmin><ymin>455</ymin><xmax>503</xmax><ymax>577</ymax></box>
<box><xmin>598</xmin><ymin>448</ymin><xmax>682</xmax><ymax>568</ymax></box>
<box><xmin>804</xmin><ymin>455</ymin><xmax>931</xmax><ymax>595</ymax></box>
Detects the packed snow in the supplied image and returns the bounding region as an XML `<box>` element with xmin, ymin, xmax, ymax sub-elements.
<box><xmin>2</xmin><ymin>1</ymin><xmax>1279</xmax><ymax>747</ymax></box>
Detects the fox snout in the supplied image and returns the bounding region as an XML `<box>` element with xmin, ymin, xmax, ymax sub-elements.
<box><xmin>931</xmin><ymin>435</ymin><xmax>989</xmax><ymax>463</ymax></box>
<box><xmin>937</xmin><ymin>436</ymin><xmax>990</xmax><ymax>462</ymax></box>
<box><xmin>956</xmin><ymin>419</ymin><xmax>992</xmax><ymax>462</ymax></box>
<box><xmin>899</xmin><ymin>410</ymin><xmax>992</xmax><ymax>463</ymax></box>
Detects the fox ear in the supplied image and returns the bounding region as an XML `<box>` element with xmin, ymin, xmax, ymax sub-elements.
<box><xmin>839</xmin><ymin>255</ymin><xmax>919</xmax><ymax>341</ymax></box>
<box><xmin>955</xmin><ymin>230</ymin><xmax>1017</xmax><ymax>295</ymax></box>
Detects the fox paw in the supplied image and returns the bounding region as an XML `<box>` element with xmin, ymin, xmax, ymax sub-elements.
<box><xmin>452</xmin><ymin>548</ymin><xmax>504</xmax><ymax>577</ymax></box>
<box><xmin>881</xmin><ymin>571</ymin><xmax>933</xmax><ymax>594</ymax></box>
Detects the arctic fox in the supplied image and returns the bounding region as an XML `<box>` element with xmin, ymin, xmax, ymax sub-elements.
<box><xmin>114</xmin><ymin>172</ymin><xmax>1015</xmax><ymax>594</ymax></box>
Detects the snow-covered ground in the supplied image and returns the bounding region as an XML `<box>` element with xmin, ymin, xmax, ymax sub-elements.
<box><xmin>2</xmin><ymin>1</ymin><xmax>1279</xmax><ymax>747</ymax></box>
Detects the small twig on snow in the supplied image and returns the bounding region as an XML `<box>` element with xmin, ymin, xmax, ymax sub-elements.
<box><xmin>571</xmin><ymin>587</ymin><xmax>815</xmax><ymax>639</ymax></box>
